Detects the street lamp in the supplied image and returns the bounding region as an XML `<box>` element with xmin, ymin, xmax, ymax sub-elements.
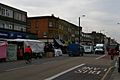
<box><xmin>79</xmin><ymin>17</ymin><xmax>81</xmax><ymax>44</ymax></box>
<box><xmin>79</xmin><ymin>15</ymin><xmax>86</xmax><ymax>56</ymax></box>
<box><xmin>79</xmin><ymin>15</ymin><xmax>86</xmax><ymax>44</ymax></box>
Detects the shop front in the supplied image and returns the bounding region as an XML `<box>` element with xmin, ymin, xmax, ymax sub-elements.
<box><xmin>0</xmin><ymin>29</ymin><xmax>37</xmax><ymax>39</ymax></box>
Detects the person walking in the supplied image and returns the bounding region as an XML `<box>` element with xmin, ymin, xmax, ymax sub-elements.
<box><xmin>25</xmin><ymin>46</ymin><xmax>32</xmax><ymax>64</ymax></box>
<box><xmin>17</xmin><ymin>46</ymin><xmax>23</xmax><ymax>60</ymax></box>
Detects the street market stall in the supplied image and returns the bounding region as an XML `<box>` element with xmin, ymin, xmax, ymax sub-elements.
<box><xmin>6</xmin><ymin>39</ymin><xmax>45</xmax><ymax>60</ymax></box>
<box><xmin>0</xmin><ymin>41</ymin><xmax>7</xmax><ymax>62</ymax></box>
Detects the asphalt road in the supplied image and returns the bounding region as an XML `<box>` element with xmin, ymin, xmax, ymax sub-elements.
<box><xmin>0</xmin><ymin>54</ymin><xmax>114</xmax><ymax>80</ymax></box>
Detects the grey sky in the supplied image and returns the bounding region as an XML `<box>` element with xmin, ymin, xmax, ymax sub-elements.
<box><xmin>1</xmin><ymin>0</ymin><xmax>120</xmax><ymax>43</ymax></box>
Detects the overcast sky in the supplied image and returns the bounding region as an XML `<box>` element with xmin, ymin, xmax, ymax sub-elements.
<box><xmin>1</xmin><ymin>0</ymin><xmax>120</xmax><ymax>43</ymax></box>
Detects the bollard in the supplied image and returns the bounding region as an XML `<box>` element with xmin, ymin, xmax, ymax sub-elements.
<box><xmin>118</xmin><ymin>56</ymin><xmax>120</xmax><ymax>73</ymax></box>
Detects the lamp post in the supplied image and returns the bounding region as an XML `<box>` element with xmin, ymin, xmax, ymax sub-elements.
<box><xmin>79</xmin><ymin>15</ymin><xmax>85</xmax><ymax>56</ymax></box>
<box><xmin>79</xmin><ymin>17</ymin><xmax>81</xmax><ymax>44</ymax></box>
<box><xmin>79</xmin><ymin>15</ymin><xmax>86</xmax><ymax>44</ymax></box>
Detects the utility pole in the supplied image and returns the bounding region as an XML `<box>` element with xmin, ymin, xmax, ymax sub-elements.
<box><xmin>79</xmin><ymin>17</ymin><xmax>81</xmax><ymax>44</ymax></box>
<box><xmin>79</xmin><ymin>17</ymin><xmax>83</xmax><ymax>56</ymax></box>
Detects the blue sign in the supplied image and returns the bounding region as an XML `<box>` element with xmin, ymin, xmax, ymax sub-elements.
<box><xmin>0</xmin><ymin>30</ymin><xmax>26</xmax><ymax>39</ymax></box>
<box><xmin>0</xmin><ymin>31</ymin><xmax>9</xmax><ymax>38</ymax></box>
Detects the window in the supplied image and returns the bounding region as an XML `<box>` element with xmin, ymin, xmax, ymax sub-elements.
<box><xmin>0</xmin><ymin>7</ymin><xmax>2</xmax><ymax>15</ymax></box>
<box><xmin>9</xmin><ymin>24</ymin><xmax>13</xmax><ymax>29</ymax></box>
<box><xmin>21</xmin><ymin>14</ymin><xmax>26</xmax><ymax>22</ymax></box>
<box><xmin>49</xmin><ymin>22</ymin><xmax>53</xmax><ymax>27</ymax></box>
<box><xmin>35</xmin><ymin>20</ymin><xmax>39</xmax><ymax>28</ymax></box>
<box><xmin>43</xmin><ymin>32</ymin><xmax>47</xmax><ymax>36</ymax></box>
<box><xmin>27</xmin><ymin>20</ymin><xmax>31</xmax><ymax>26</ymax></box>
<box><xmin>1</xmin><ymin>8</ymin><xmax>5</xmax><ymax>16</ymax></box>
<box><xmin>2</xmin><ymin>23</ymin><xmax>5</xmax><ymax>28</ymax></box>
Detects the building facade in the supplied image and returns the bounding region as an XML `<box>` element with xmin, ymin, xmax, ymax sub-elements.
<box><xmin>81</xmin><ymin>32</ymin><xmax>93</xmax><ymax>45</ymax></box>
<box><xmin>0</xmin><ymin>3</ymin><xmax>36</xmax><ymax>39</ymax></box>
<box><xmin>27</xmin><ymin>15</ymin><xmax>82</xmax><ymax>41</ymax></box>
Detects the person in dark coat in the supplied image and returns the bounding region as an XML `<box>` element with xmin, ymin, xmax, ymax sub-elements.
<box><xmin>17</xmin><ymin>46</ymin><xmax>23</xmax><ymax>60</ymax></box>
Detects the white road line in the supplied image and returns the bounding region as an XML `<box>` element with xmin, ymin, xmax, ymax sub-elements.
<box><xmin>96</xmin><ymin>54</ymin><xmax>106</xmax><ymax>59</ymax></box>
<box><xmin>104</xmin><ymin>69</ymin><xmax>107</xmax><ymax>72</ymax></box>
<box><xmin>101</xmin><ymin>67</ymin><xmax>113</xmax><ymax>80</ymax></box>
<box><xmin>5</xmin><ymin>65</ymin><xmax>34</xmax><ymax>72</ymax></box>
<box><xmin>45</xmin><ymin>63</ymin><xmax>85</xmax><ymax>80</ymax></box>
<box><xmin>97</xmin><ymin>71</ymin><xmax>101</xmax><ymax>74</ymax></box>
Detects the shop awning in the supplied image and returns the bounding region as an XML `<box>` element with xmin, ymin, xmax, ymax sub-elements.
<box><xmin>54</xmin><ymin>39</ymin><xmax>64</xmax><ymax>46</ymax></box>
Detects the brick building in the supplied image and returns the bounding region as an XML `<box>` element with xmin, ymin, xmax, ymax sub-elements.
<box><xmin>27</xmin><ymin>14</ymin><xmax>82</xmax><ymax>41</ymax></box>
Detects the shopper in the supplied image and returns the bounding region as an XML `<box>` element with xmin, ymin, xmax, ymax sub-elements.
<box><xmin>25</xmin><ymin>46</ymin><xmax>32</xmax><ymax>64</ymax></box>
<box><xmin>17</xmin><ymin>46</ymin><xmax>23</xmax><ymax>60</ymax></box>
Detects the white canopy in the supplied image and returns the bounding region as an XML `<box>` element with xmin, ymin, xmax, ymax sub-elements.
<box><xmin>6</xmin><ymin>39</ymin><xmax>42</xmax><ymax>43</ymax></box>
<box><xmin>6</xmin><ymin>39</ymin><xmax>45</xmax><ymax>53</ymax></box>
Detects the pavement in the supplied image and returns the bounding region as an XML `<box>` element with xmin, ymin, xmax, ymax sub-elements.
<box><xmin>108</xmin><ymin>55</ymin><xmax>120</xmax><ymax>80</ymax></box>
<box><xmin>98</xmin><ymin>53</ymin><xmax>120</xmax><ymax>80</ymax></box>
<box><xmin>109</xmin><ymin>67</ymin><xmax>120</xmax><ymax>80</ymax></box>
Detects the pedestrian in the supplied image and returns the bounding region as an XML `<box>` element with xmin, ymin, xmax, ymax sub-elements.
<box><xmin>115</xmin><ymin>44</ymin><xmax>119</xmax><ymax>55</ymax></box>
<box><xmin>17</xmin><ymin>46</ymin><xmax>23</xmax><ymax>60</ymax></box>
<box><xmin>44</xmin><ymin>43</ymin><xmax>49</xmax><ymax>54</ymax></box>
<box><xmin>109</xmin><ymin>48</ymin><xmax>115</xmax><ymax>60</ymax></box>
<box><xmin>45</xmin><ymin>43</ymin><xmax>54</xmax><ymax>58</ymax></box>
<box><xmin>25</xmin><ymin>46</ymin><xmax>32</xmax><ymax>64</ymax></box>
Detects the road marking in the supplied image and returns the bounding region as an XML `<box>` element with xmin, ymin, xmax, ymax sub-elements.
<box><xmin>45</xmin><ymin>63</ymin><xmax>85</xmax><ymax>80</ymax></box>
<box><xmin>104</xmin><ymin>69</ymin><xmax>107</xmax><ymax>72</ymax></box>
<box><xmin>74</xmin><ymin>66</ymin><xmax>108</xmax><ymax>75</ymax></box>
<box><xmin>96</xmin><ymin>54</ymin><xmax>106</xmax><ymax>59</ymax></box>
<box><xmin>101</xmin><ymin>66</ymin><xmax>113</xmax><ymax>80</ymax></box>
<box><xmin>5</xmin><ymin>65</ymin><xmax>34</xmax><ymax>72</ymax></box>
<box><xmin>97</xmin><ymin>71</ymin><xmax>101</xmax><ymax>74</ymax></box>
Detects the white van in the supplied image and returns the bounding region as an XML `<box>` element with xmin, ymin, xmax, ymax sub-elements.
<box><xmin>94</xmin><ymin>44</ymin><xmax>105</xmax><ymax>54</ymax></box>
<box><xmin>83</xmin><ymin>45</ymin><xmax>93</xmax><ymax>54</ymax></box>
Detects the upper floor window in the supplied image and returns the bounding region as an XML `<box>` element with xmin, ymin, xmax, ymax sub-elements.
<box><xmin>2</xmin><ymin>23</ymin><xmax>5</xmax><ymax>28</ymax></box>
<box><xmin>14</xmin><ymin>12</ymin><xmax>26</xmax><ymax>22</ymax></box>
<box><xmin>49</xmin><ymin>22</ymin><xmax>53</xmax><ymax>27</ymax></box>
<box><xmin>35</xmin><ymin>20</ymin><xmax>39</xmax><ymax>28</ymax></box>
<box><xmin>27</xmin><ymin>20</ymin><xmax>31</xmax><ymax>26</ymax></box>
<box><xmin>8</xmin><ymin>24</ymin><xmax>13</xmax><ymax>29</ymax></box>
<box><xmin>0</xmin><ymin>7</ymin><xmax>13</xmax><ymax>18</ymax></box>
